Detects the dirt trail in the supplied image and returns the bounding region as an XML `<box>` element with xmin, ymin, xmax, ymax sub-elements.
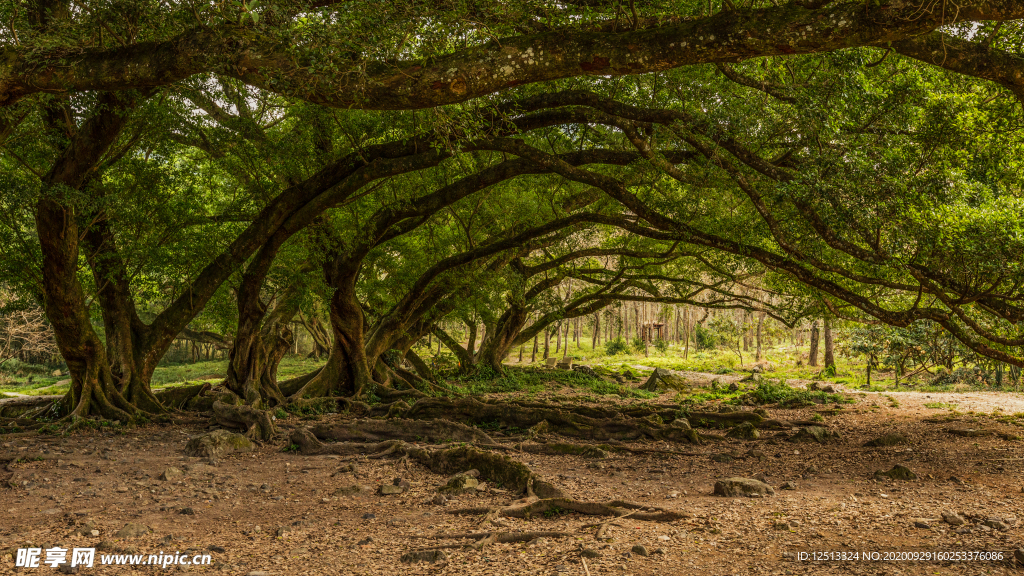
<box><xmin>1</xmin><ymin>387</ymin><xmax>1023</xmax><ymax>576</ymax></box>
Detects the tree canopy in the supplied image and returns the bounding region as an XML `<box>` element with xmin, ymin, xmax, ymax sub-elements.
<box><xmin>1</xmin><ymin>0</ymin><xmax>1023</xmax><ymax>430</ymax></box>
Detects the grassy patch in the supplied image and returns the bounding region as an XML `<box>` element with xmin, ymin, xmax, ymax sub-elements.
<box><xmin>924</xmin><ymin>401</ymin><xmax>958</xmax><ymax>410</ymax></box>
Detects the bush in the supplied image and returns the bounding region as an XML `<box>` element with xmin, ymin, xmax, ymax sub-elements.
<box><xmin>694</xmin><ymin>325</ymin><xmax>721</xmax><ymax>350</ymax></box>
<box><xmin>654</xmin><ymin>338</ymin><xmax>669</xmax><ymax>354</ymax></box>
<box><xmin>604</xmin><ymin>337</ymin><xmax>631</xmax><ymax>355</ymax></box>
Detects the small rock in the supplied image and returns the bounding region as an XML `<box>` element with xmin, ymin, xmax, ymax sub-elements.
<box><xmin>114</xmin><ymin>523</ymin><xmax>150</xmax><ymax>539</ymax></box>
<box><xmin>726</xmin><ymin>421</ymin><xmax>760</xmax><ymax>440</ymax></box>
<box><xmin>631</xmin><ymin>545</ymin><xmax>650</xmax><ymax>557</ymax></box>
<box><xmin>439</xmin><ymin>474</ymin><xmax>479</xmax><ymax>495</ymax></box>
<box><xmin>159</xmin><ymin>467</ymin><xmax>184</xmax><ymax>481</ymax></box>
<box><xmin>400</xmin><ymin>550</ymin><xmax>447</xmax><ymax>564</ymax></box>
<box><xmin>58</xmin><ymin>565</ymin><xmax>78</xmax><ymax>574</ymax></box>
<box><xmin>657</xmin><ymin>535</ymin><xmax>670</xmax><ymax>541</ymax></box>
<box><xmin>246</xmin><ymin>572</ymin><xmax>271</xmax><ymax>576</ymax></box>
<box><xmin>74</xmin><ymin>521</ymin><xmax>96</xmax><ymax>536</ymax></box>
<box><xmin>912</xmin><ymin>519</ymin><xmax>930</xmax><ymax>529</ymax></box>
<box><xmin>790</xmin><ymin>426</ymin><xmax>839</xmax><ymax>444</ymax></box>
<box><xmin>982</xmin><ymin>518</ymin><xmax>1008</xmax><ymax>531</ymax></box>
<box><xmin>774</xmin><ymin>521</ymin><xmax>790</xmax><ymax>530</ymax></box>
<box><xmin>727</xmin><ymin>382</ymin><xmax>739</xmax><ymax>392</ymax></box>
<box><xmin>184</xmin><ymin>430</ymin><xmax>254</xmax><ymax>458</ymax></box>
<box><xmin>581</xmin><ymin>548</ymin><xmax>601</xmax><ymax>558</ymax></box>
<box><xmin>379</xmin><ymin>484</ymin><xmax>405</xmax><ymax>496</ymax></box>
<box><xmin>275</xmin><ymin>526</ymin><xmax>292</xmax><ymax>537</ymax></box>
<box><xmin>334</xmin><ymin>484</ymin><xmax>371</xmax><ymax>497</ymax></box>
<box><xmin>361</xmin><ymin>513</ymin><xmax>376</xmax><ymax>520</ymax></box>
<box><xmin>713</xmin><ymin>477</ymin><xmax>775</xmax><ymax>498</ymax></box>
<box><xmin>653</xmin><ymin>548</ymin><xmax>666</xmax><ymax>555</ymax></box>
<box><xmin>208</xmin><ymin>545</ymin><xmax>226</xmax><ymax>553</ymax></box>
<box><xmin>780</xmin><ymin>481</ymin><xmax>797</xmax><ymax>490</ymax></box>
<box><xmin>179</xmin><ymin>507</ymin><xmax>195</xmax><ymax>515</ymax></box>
<box><xmin>1014</xmin><ymin>548</ymin><xmax>1024</xmax><ymax>565</ymax></box>
<box><xmin>96</xmin><ymin>541</ymin><xmax>117</xmax><ymax>552</ymax></box>
<box><xmin>710</xmin><ymin>453</ymin><xmax>734</xmax><ymax>463</ymax></box>
<box><xmin>873</xmin><ymin>464</ymin><xmax>917</xmax><ymax>481</ymax></box>
<box><xmin>427</xmin><ymin>494</ymin><xmax>448</xmax><ymax>505</ymax></box>
<box><xmin>941</xmin><ymin>511</ymin><xmax>965</xmax><ymax>526</ymax></box>
<box><xmin>356</xmin><ymin>537</ymin><xmax>373</xmax><ymax>546</ymax></box>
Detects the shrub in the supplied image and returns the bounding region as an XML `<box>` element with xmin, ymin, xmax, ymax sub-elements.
<box><xmin>694</xmin><ymin>325</ymin><xmax>721</xmax><ymax>350</ymax></box>
<box><xmin>604</xmin><ymin>337</ymin><xmax>631</xmax><ymax>355</ymax></box>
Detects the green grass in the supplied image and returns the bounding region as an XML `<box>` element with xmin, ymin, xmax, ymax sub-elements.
<box><xmin>442</xmin><ymin>366</ymin><xmax>657</xmax><ymax>399</ymax></box>
<box><xmin>924</xmin><ymin>401</ymin><xmax>958</xmax><ymax>410</ymax></box>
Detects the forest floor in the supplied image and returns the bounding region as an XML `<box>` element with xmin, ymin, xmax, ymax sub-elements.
<box><xmin>1</xmin><ymin>371</ymin><xmax>1024</xmax><ymax>576</ymax></box>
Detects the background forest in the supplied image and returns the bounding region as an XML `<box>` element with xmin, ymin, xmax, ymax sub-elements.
<box><xmin>1</xmin><ymin>0</ymin><xmax>1024</xmax><ymax>434</ymax></box>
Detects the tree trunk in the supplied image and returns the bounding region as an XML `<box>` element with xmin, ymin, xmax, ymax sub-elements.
<box><xmin>543</xmin><ymin>329</ymin><xmax>550</xmax><ymax>359</ymax></box>
<box><xmin>531</xmin><ymin>334</ymin><xmax>538</xmax><ymax>362</ymax></box>
<box><xmin>289</xmin><ymin>258</ymin><xmax>372</xmax><ymax>399</ymax></box>
<box><xmin>591</xmin><ymin>313</ymin><xmax>599</xmax><ymax>351</ymax></box>
<box><xmin>823</xmin><ymin>318</ymin><xmax>835</xmax><ymax>370</ymax></box>
<box><xmin>35</xmin><ymin>93</ymin><xmax>146</xmax><ymax>422</ymax></box>
<box><xmin>755</xmin><ymin>312</ymin><xmax>764</xmax><ymax>362</ymax></box>
<box><xmin>808</xmin><ymin>321</ymin><xmax>820</xmax><ymax>367</ymax></box>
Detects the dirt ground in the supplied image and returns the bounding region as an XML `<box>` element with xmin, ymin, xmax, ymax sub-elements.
<box><xmin>2</xmin><ymin>384</ymin><xmax>1023</xmax><ymax>576</ymax></box>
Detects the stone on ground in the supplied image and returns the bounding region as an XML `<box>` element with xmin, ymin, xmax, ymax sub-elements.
<box><xmin>159</xmin><ymin>466</ymin><xmax>184</xmax><ymax>481</ymax></box>
<box><xmin>713</xmin><ymin>477</ymin><xmax>775</xmax><ymax>498</ymax></box>
<box><xmin>115</xmin><ymin>523</ymin><xmax>150</xmax><ymax>539</ymax></box>
<box><xmin>874</xmin><ymin>464</ymin><xmax>917</xmax><ymax>481</ymax></box>
<box><xmin>439</xmin><ymin>474</ymin><xmax>479</xmax><ymax>495</ymax></box>
<box><xmin>184</xmin><ymin>429</ymin><xmax>254</xmax><ymax>458</ymax></box>
<box><xmin>400</xmin><ymin>550</ymin><xmax>447</xmax><ymax>564</ymax></box>
<box><xmin>790</xmin><ymin>426</ymin><xmax>840</xmax><ymax>443</ymax></box>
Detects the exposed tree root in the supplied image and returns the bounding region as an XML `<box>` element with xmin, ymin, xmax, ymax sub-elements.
<box><xmin>290</xmin><ymin>428</ymin><xmax>560</xmax><ymax>496</ymax></box>
<box><xmin>212</xmin><ymin>400</ymin><xmax>276</xmax><ymax>442</ymax></box>
<box><xmin>154</xmin><ymin>383</ymin><xmax>211</xmax><ymax>410</ymax></box>
<box><xmin>403</xmin><ymin>397</ymin><xmax>699</xmax><ymax>443</ymax></box>
<box><xmin>406</xmin><ymin>530</ymin><xmax>572</xmax><ymax>551</ymax></box>
<box><xmin>310</xmin><ymin>418</ymin><xmax>496</xmax><ymax>444</ymax></box>
<box><xmin>685</xmin><ymin>410</ymin><xmax>790</xmax><ymax>429</ymax></box>
<box><xmin>452</xmin><ymin>498</ymin><xmax>685</xmax><ymax>522</ymax></box>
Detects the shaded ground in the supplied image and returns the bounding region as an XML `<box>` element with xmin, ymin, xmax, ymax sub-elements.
<box><xmin>1</xmin><ymin>378</ymin><xmax>1023</xmax><ymax>575</ymax></box>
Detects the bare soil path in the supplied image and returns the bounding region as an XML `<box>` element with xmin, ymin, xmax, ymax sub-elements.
<box><xmin>1</xmin><ymin>387</ymin><xmax>1023</xmax><ymax>576</ymax></box>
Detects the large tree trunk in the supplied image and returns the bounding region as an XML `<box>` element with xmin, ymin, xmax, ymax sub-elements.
<box><xmin>35</xmin><ymin>93</ymin><xmax>146</xmax><ymax>421</ymax></box>
<box><xmin>291</xmin><ymin>258</ymin><xmax>372</xmax><ymax>399</ymax></box>
<box><xmin>808</xmin><ymin>321</ymin><xmax>820</xmax><ymax>367</ymax></box>
<box><xmin>476</xmin><ymin>302</ymin><xmax>529</xmax><ymax>373</ymax></box>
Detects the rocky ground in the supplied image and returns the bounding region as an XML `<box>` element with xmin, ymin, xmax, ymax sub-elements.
<box><xmin>1</xmin><ymin>381</ymin><xmax>1023</xmax><ymax>576</ymax></box>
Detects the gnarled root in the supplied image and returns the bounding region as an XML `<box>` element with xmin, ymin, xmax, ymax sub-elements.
<box><xmin>405</xmin><ymin>397</ymin><xmax>699</xmax><ymax>443</ymax></box>
<box><xmin>289</xmin><ymin>427</ymin><xmax>559</xmax><ymax>496</ymax></box>
<box><xmin>310</xmin><ymin>418</ymin><xmax>495</xmax><ymax>444</ymax></box>
<box><xmin>212</xmin><ymin>400</ymin><xmax>276</xmax><ymax>442</ymax></box>
<box><xmin>452</xmin><ymin>498</ymin><xmax>685</xmax><ymax>522</ymax></box>
<box><xmin>406</xmin><ymin>530</ymin><xmax>572</xmax><ymax>551</ymax></box>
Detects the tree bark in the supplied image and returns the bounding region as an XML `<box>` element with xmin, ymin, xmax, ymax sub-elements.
<box><xmin>823</xmin><ymin>318</ymin><xmax>835</xmax><ymax>370</ymax></box>
<box><xmin>808</xmin><ymin>321</ymin><xmax>820</xmax><ymax>367</ymax></box>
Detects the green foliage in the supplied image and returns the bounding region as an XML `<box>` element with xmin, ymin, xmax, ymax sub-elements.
<box><xmin>740</xmin><ymin>380</ymin><xmax>852</xmax><ymax>407</ymax></box>
<box><xmin>604</xmin><ymin>337</ymin><xmax>631</xmax><ymax>356</ymax></box>
<box><xmin>694</xmin><ymin>325</ymin><xmax>722</xmax><ymax>351</ymax></box>
<box><xmin>654</xmin><ymin>338</ymin><xmax>669</xmax><ymax>354</ymax></box>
